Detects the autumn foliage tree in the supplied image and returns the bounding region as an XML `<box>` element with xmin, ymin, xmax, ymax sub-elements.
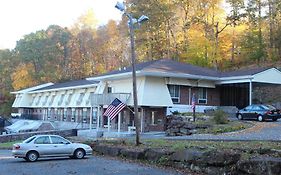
<box><xmin>1</xmin><ymin>0</ymin><xmax>281</xmax><ymax>115</ymax></box>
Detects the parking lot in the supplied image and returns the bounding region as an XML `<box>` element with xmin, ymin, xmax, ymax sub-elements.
<box><xmin>0</xmin><ymin>150</ymin><xmax>183</xmax><ymax>175</ymax></box>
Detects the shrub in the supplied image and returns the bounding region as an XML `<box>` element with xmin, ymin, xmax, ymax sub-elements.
<box><xmin>212</xmin><ymin>110</ymin><xmax>229</xmax><ymax>124</ymax></box>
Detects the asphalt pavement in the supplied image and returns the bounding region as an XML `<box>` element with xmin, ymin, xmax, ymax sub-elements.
<box><xmin>0</xmin><ymin>150</ymin><xmax>183</xmax><ymax>175</ymax></box>
<box><xmin>167</xmin><ymin>120</ymin><xmax>281</xmax><ymax>141</ymax></box>
<box><xmin>134</xmin><ymin>120</ymin><xmax>281</xmax><ymax>141</ymax></box>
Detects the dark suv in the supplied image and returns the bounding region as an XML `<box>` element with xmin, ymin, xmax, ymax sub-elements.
<box><xmin>236</xmin><ymin>104</ymin><xmax>281</xmax><ymax>122</ymax></box>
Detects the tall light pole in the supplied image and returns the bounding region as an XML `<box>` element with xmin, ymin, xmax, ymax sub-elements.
<box><xmin>115</xmin><ymin>2</ymin><xmax>148</xmax><ymax>146</ymax></box>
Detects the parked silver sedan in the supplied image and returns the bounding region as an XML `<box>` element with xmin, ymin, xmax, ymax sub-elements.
<box><xmin>12</xmin><ymin>135</ymin><xmax>92</xmax><ymax>162</ymax></box>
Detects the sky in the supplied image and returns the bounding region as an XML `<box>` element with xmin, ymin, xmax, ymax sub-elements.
<box><xmin>0</xmin><ymin>0</ymin><xmax>122</xmax><ymax>49</ymax></box>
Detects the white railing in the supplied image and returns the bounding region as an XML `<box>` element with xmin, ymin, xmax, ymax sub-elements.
<box><xmin>91</xmin><ymin>93</ymin><xmax>131</xmax><ymax>105</ymax></box>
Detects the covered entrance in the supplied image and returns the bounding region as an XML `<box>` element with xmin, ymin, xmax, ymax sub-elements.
<box><xmin>218</xmin><ymin>68</ymin><xmax>281</xmax><ymax>109</ymax></box>
<box><xmin>219</xmin><ymin>83</ymin><xmax>249</xmax><ymax>109</ymax></box>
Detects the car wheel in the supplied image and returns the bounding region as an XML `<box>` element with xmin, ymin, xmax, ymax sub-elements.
<box><xmin>257</xmin><ymin>115</ymin><xmax>263</xmax><ymax>122</ymax></box>
<box><xmin>74</xmin><ymin>149</ymin><xmax>85</xmax><ymax>159</ymax></box>
<box><xmin>272</xmin><ymin>118</ymin><xmax>278</xmax><ymax>122</ymax></box>
<box><xmin>26</xmin><ymin>151</ymin><xmax>39</xmax><ymax>162</ymax></box>
<box><xmin>237</xmin><ymin>114</ymin><xmax>243</xmax><ymax>120</ymax></box>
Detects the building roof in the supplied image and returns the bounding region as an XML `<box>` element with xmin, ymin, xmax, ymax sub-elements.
<box><xmin>32</xmin><ymin>79</ymin><xmax>99</xmax><ymax>92</ymax></box>
<box><xmin>90</xmin><ymin>59</ymin><xmax>220</xmax><ymax>78</ymax></box>
<box><xmin>220</xmin><ymin>67</ymin><xmax>270</xmax><ymax>77</ymax></box>
<box><xmin>88</xmin><ymin>59</ymin><xmax>273</xmax><ymax>80</ymax></box>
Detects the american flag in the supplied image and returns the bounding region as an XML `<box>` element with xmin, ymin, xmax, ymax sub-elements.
<box><xmin>103</xmin><ymin>98</ymin><xmax>126</xmax><ymax>120</ymax></box>
<box><xmin>191</xmin><ymin>93</ymin><xmax>196</xmax><ymax>110</ymax></box>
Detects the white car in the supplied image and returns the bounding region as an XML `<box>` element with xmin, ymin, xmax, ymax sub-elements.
<box><xmin>12</xmin><ymin>135</ymin><xmax>92</xmax><ymax>162</ymax></box>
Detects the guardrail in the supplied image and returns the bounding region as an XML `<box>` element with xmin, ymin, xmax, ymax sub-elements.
<box><xmin>91</xmin><ymin>93</ymin><xmax>130</xmax><ymax>105</ymax></box>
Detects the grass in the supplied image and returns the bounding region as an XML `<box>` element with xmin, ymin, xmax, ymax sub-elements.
<box><xmin>142</xmin><ymin>139</ymin><xmax>281</xmax><ymax>151</ymax></box>
<box><xmin>197</xmin><ymin>120</ymin><xmax>253</xmax><ymax>134</ymax></box>
<box><xmin>99</xmin><ymin>139</ymin><xmax>281</xmax><ymax>160</ymax></box>
<box><xmin>190</xmin><ymin>114</ymin><xmax>254</xmax><ymax>134</ymax></box>
<box><xmin>171</xmin><ymin>112</ymin><xmax>254</xmax><ymax>135</ymax></box>
<box><xmin>0</xmin><ymin>141</ymin><xmax>21</xmax><ymax>149</ymax></box>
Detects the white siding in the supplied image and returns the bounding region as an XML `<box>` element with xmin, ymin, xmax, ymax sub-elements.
<box><xmin>140</xmin><ymin>77</ymin><xmax>173</xmax><ymax>106</ymax></box>
<box><xmin>166</xmin><ymin>78</ymin><xmax>215</xmax><ymax>88</ymax></box>
<box><xmin>253</xmin><ymin>68</ymin><xmax>281</xmax><ymax>84</ymax></box>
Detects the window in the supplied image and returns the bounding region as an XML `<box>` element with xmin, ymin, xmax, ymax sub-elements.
<box><xmin>245</xmin><ymin>105</ymin><xmax>252</xmax><ymax>111</ymax></box>
<box><xmin>76</xmin><ymin>93</ymin><xmax>85</xmax><ymax>105</ymax></box>
<box><xmin>71</xmin><ymin>110</ymin><xmax>75</xmax><ymax>122</ymax></box>
<box><xmin>107</xmin><ymin>87</ymin><xmax>112</xmax><ymax>93</ymax></box>
<box><xmin>92</xmin><ymin>108</ymin><xmax>97</xmax><ymax>124</ymax></box>
<box><xmin>63</xmin><ymin>110</ymin><xmax>67</xmax><ymax>121</ymax></box>
<box><xmin>43</xmin><ymin>96</ymin><xmax>49</xmax><ymax>105</ymax></box>
<box><xmin>30</xmin><ymin>96</ymin><xmax>36</xmax><ymax>105</ymax></box>
<box><xmin>58</xmin><ymin>94</ymin><xmax>65</xmax><ymax>106</ymax></box>
<box><xmin>49</xmin><ymin>95</ymin><xmax>55</xmax><ymax>105</ymax></box>
<box><xmin>50</xmin><ymin>136</ymin><xmax>70</xmax><ymax>144</ymax></box>
<box><xmin>36</xmin><ymin>95</ymin><xmax>41</xmax><ymax>105</ymax></box>
<box><xmin>168</xmin><ymin>85</ymin><xmax>180</xmax><ymax>103</ymax></box>
<box><xmin>23</xmin><ymin>136</ymin><xmax>36</xmax><ymax>143</ymax></box>
<box><xmin>198</xmin><ymin>88</ymin><xmax>207</xmax><ymax>104</ymax></box>
<box><xmin>65</xmin><ymin>94</ymin><xmax>73</xmax><ymax>105</ymax></box>
<box><xmin>34</xmin><ymin>136</ymin><xmax>51</xmax><ymax>144</ymax></box>
<box><xmin>82</xmin><ymin>109</ymin><xmax>87</xmax><ymax>123</ymax></box>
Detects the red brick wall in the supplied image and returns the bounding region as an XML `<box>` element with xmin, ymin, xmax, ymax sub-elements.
<box><xmin>177</xmin><ymin>86</ymin><xmax>220</xmax><ymax>106</ymax></box>
<box><xmin>143</xmin><ymin>107</ymin><xmax>166</xmax><ymax>132</ymax></box>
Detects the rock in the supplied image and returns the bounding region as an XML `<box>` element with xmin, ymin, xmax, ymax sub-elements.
<box><xmin>198</xmin><ymin>166</ymin><xmax>236</xmax><ymax>175</ymax></box>
<box><xmin>197</xmin><ymin>150</ymin><xmax>241</xmax><ymax>166</ymax></box>
<box><xmin>183</xmin><ymin>123</ymin><xmax>196</xmax><ymax>130</ymax></box>
<box><xmin>179</xmin><ymin>128</ymin><xmax>192</xmax><ymax>135</ymax></box>
<box><xmin>170</xmin><ymin>127</ymin><xmax>180</xmax><ymax>133</ymax></box>
<box><xmin>93</xmin><ymin>145</ymin><xmax>121</xmax><ymax>156</ymax></box>
<box><xmin>170</xmin><ymin>149</ymin><xmax>204</xmax><ymax>163</ymax></box>
<box><xmin>144</xmin><ymin>148</ymin><xmax>173</xmax><ymax>161</ymax></box>
<box><xmin>237</xmin><ymin>157</ymin><xmax>281</xmax><ymax>175</ymax></box>
<box><xmin>165</xmin><ymin>115</ymin><xmax>197</xmax><ymax>136</ymax></box>
<box><xmin>120</xmin><ymin>148</ymin><xmax>146</xmax><ymax>160</ymax></box>
<box><xmin>195</xmin><ymin>123</ymin><xmax>210</xmax><ymax>129</ymax></box>
<box><xmin>106</xmin><ymin>147</ymin><xmax>122</xmax><ymax>156</ymax></box>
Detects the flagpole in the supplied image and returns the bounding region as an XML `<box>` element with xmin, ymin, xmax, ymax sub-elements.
<box><xmin>126</xmin><ymin>106</ymin><xmax>135</xmax><ymax>114</ymax></box>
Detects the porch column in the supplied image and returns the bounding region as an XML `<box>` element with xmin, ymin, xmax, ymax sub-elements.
<box><xmin>89</xmin><ymin>107</ymin><xmax>93</xmax><ymax>130</ymax></box>
<box><xmin>188</xmin><ymin>88</ymin><xmax>192</xmax><ymax>105</ymax></box>
<box><xmin>249</xmin><ymin>79</ymin><xmax>252</xmax><ymax>105</ymax></box>
<box><xmin>140</xmin><ymin>108</ymin><xmax>144</xmax><ymax>133</ymax></box>
<box><xmin>118</xmin><ymin>113</ymin><xmax>121</xmax><ymax>133</ymax></box>
<box><xmin>97</xmin><ymin>106</ymin><xmax>100</xmax><ymax>131</ymax></box>
<box><xmin>108</xmin><ymin>116</ymin><xmax>110</xmax><ymax>132</ymax></box>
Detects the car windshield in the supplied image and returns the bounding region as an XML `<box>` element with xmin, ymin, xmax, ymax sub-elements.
<box><xmin>23</xmin><ymin>136</ymin><xmax>36</xmax><ymax>143</ymax></box>
<box><xmin>262</xmin><ymin>105</ymin><xmax>276</xmax><ymax>110</ymax></box>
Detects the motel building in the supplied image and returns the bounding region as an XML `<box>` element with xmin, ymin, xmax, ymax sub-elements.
<box><xmin>11</xmin><ymin>59</ymin><xmax>281</xmax><ymax>133</ymax></box>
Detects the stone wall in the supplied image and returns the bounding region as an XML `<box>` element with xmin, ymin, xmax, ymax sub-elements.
<box><xmin>0</xmin><ymin>129</ymin><xmax>77</xmax><ymax>143</ymax></box>
<box><xmin>92</xmin><ymin>142</ymin><xmax>281</xmax><ymax>175</ymax></box>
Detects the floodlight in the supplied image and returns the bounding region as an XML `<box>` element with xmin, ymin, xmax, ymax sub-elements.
<box><xmin>128</xmin><ymin>18</ymin><xmax>138</xmax><ymax>26</ymax></box>
<box><xmin>115</xmin><ymin>2</ymin><xmax>125</xmax><ymax>12</ymax></box>
<box><xmin>137</xmin><ymin>15</ymin><xmax>149</xmax><ymax>23</ymax></box>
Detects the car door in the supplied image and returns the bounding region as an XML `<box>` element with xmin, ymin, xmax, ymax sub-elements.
<box><xmin>250</xmin><ymin>105</ymin><xmax>261</xmax><ymax>119</ymax></box>
<box><xmin>50</xmin><ymin>136</ymin><xmax>73</xmax><ymax>156</ymax></box>
<box><xmin>33</xmin><ymin>136</ymin><xmax>53</xmax><ymax>156</ymax></box>
<box><xmin>242</xmin><ymin>105</ymin><xmax>253</xmax><ymax>119</ymax></box>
